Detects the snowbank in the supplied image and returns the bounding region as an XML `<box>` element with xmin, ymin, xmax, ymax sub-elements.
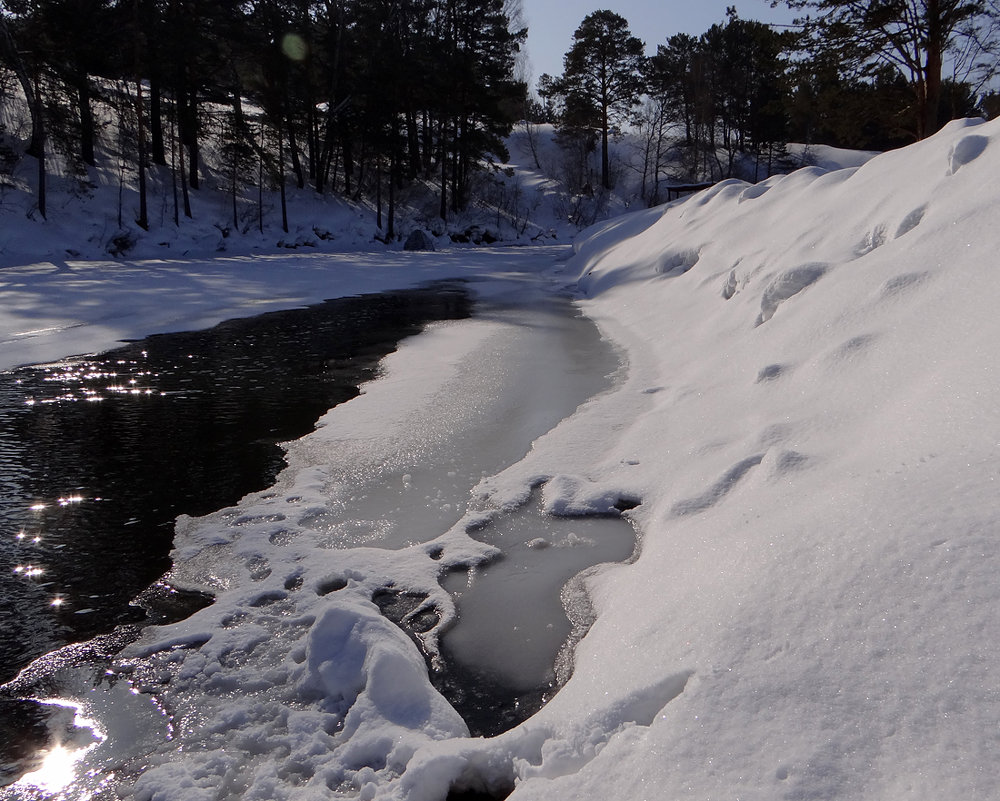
<box><xmin>5</xmin><ymin>117</ymin><xmax>999</xmax><ymax>800</ymax></box>
<box><xmin>494</xmin><ymin>116</ymin><xmax>1000</xmax><ymax>799</ymax></box>
<box><xmin>127</xmin><ymin>117</ymin><xmax>1000</xmax><ymax>800</ymax></box>
<box><xmin>0</xmin><ymin>248</ymin><xmax>561</xmax><ymax>371</ymax></box>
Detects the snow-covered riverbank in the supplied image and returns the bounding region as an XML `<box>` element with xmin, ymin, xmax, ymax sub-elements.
<box><xmin>4</xmin><ymin>116</ymin><xmax>1000</xmax><ymax>800</ymax></box>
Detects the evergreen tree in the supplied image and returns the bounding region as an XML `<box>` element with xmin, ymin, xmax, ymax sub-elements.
<box><xmin>785</xmin><ymin>51</ymin><xmax>914</xmax><ymax>150</ymax></box>
<box><xmin>0</xmin><ymin>8</ymin><xmax>44</xmax><ymax>160</ymax></box>
<box><xmin>647</xmin><ymin>12</ymin><xmax>791</xmax><ymax>182</ymax></box>
<box><xmin>0</xmin><ymin>0</ymin><xmax>526</xmax><ymax>231</ymax></box>
<box><xmin>705</xmin><ymin>10</ymin><xmax>790</xmax><ymax>177</ymax></box>
<box><xmin>775</xmin><ymin>0</ymin><xmax>996</xmax><ymax>139</ymax></box>
<box><xmin>4</xmin><ymin>0</ymin><xmax>116</xmax><ymax>169</ymax></box>
<box><xmin>647</xmin><ymin>33</ymin><xmax>699</xmax><ymax>146</ymax></box>
<box><xmin>556</xmin><ymin>10</ymin><xmax>645</xmax><ymax>190</ymax></box>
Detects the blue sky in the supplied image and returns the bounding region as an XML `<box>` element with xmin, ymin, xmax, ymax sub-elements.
<box><xmin>521</xmin><ymin>0</ymin><xmax>798</xmax><ymax>85</ymax></box>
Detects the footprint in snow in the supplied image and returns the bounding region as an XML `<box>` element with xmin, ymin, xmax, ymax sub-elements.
<box><xmin>948</xmin><ymin>135</ymin><xmax>988</xmax><ymax>174</ymax></box>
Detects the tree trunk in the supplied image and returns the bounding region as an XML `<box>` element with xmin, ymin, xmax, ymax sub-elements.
<box><xmin>387</xmin><ymin>156</ymin><xmax>396</xmax><ymax>240</ymax></box>
<box><xmin>525</xmin><ymin>120</ymin><xmax>542</xmax><ymax>170</ymax></box>
<box><xmin>316</xmin><ymin>119</ymin><xmax>331</xmax><ymax>194</ymax></box>
<box><xmin>188</xmin><ymin>112</ymin><xmax>200</xmax><ymax>191</ymax></box>
<box><xmin>77</xmin><ymin>75</ymin><xmax>96</xmax><ymax>166</ymax></box>
<box><xmin>179</xmin><ymin>106</ymin><xmax>191</xmax><ymax>218</ymax></box>
<box><xmin>342</xmin><ymin>137</ymin><xmax>354</xmax><ymax>195</ymax></box>
<box><xmin>451</xmin><ymin>122</ymin><xmax>461</xmax><ymax>213</ymax></box>
<box><xmin>288</xmin><ymin>119</ymin><xmax>304</xmax><ymax>189</ymax></box>
<box><xmin>422</xmin><ymin>110</ymin><xmax>433</xmax><ymax>176</ymax></box>
<box><xmin>136</xmin><ymin>75</ymin><xmax>149</xmax><ymax>230</ymax></box>
<box><xmin>405</xmin><ymin>109</ymin><xmax>420</xmax><ymax>179</ymax></box>
<box><xmin>258</xmin><ymin>124</ymin><xmax>264</xmax><ymax>234</ymax></box>
<box><xmin>376</xmin><ymin>163</ymin><xmax>383</xmax><ymax>230</ymax></box>
<box><xmin>306</xmin><ymin>101</ymin><xmax>318</xmax><ymax>181</ymax></box>
<box><xmin>600</xmin><ymin>104</ymin><xmax>610</xmax><ymax>190</ymax></box>
<box><xmin>150</xmin><ymin>73</ymin><xmax>166</xmax><ymax>165</ymax></box>
<box><xmin>0</xmin><ymin>15</ymin><xmax>45</xmax><ymax>159</ymax></box>
<box><xmin>917</xmin><ymin>0</ymin><xmax>944</xmax><ymax>139</ymax></box>
<box><xmin>439</xmin><ymin>118</ymin><xmax>448</xmax><ymax>222</ymax></box>
<box><xmin>171</xmin><ymin>95</ymin><xmax>179</xmax><ymax>226</ymax></box>
<box><xmin>178</xmin><ymin>84</ymin><xmax>200</xmax><ymax>190</ymax></box>
<box><xmin>36</xmin><ymin>86</ymin><xmax>46</xmax><ymax>220</ymax></box>
<box><xmin>278</xmin><ymin>128</ymin><xmax>288</xmax><ymax>233</ymax></box>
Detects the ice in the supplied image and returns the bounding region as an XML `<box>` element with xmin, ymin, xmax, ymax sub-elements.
<box><xmin>3</xmin><ymin>118</ymin><xmax>1000</xmax><ymax>800</ymax></box>
<box><xmin>442</xmin><ymin>495</ymin><xmax>635</xmax><ymax>690</ymax></box>
<box><xmin>9</xmin><ymin>269</ymin><xmax>630</xmax><ymax>797</ymax></box>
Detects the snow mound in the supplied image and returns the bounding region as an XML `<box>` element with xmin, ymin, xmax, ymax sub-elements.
<box><xmin>507</xmin><ymin>115</ymin><xmax>1000</xmax><ymax>799</ymax></box>
<box><xmin>5</xmin><ymin>116</ymin><xmax>1000</xmax><ymax>801</ymax></box>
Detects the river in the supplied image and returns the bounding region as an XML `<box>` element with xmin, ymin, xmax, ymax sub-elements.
<box><xmin>0</xmin><ymin>272</ymin><xmax>634</xmax><ymax>797</ymax></box>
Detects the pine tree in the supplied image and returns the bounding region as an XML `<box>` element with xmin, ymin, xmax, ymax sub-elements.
<box><xmin>556</xmin><ymin>10</ymin><xmax>645</xmax><ymax>190</ymax></box>
<box><xmin>775</xmin><ymin>0</ymin><xmax>995</xmax><ymax>139</ymax></box>
<box><xmin>0</xmin><ymin>8</ymin><xmax>45</xmax><ymax>160</ymax></box>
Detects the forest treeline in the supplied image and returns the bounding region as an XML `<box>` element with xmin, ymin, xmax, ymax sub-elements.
<box><xmin>536</xmin><ymin>2</ymin><xmax>1000</xmax><ymax>207</ymax></box>
<box><xmin>0</xmin><ymin>0</ymin><xmax>527</xmax><ymax>233</ymax></box>
<box><xmin>0</xmin><ymin>1</ymin><xmax>998</xmax><ymax>232</ymax></box>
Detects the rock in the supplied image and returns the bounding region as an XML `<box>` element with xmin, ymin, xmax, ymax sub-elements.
<box><xmin>403</xmin><ymin>229</ymin><xmax>436</xmax><ymax>251</ymax></box>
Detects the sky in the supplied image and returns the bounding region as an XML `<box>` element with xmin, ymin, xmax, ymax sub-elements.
<box><xmin>521</xmin><ymin>0</ymin><xmax>799</xmax><ymax>85</ymax></box>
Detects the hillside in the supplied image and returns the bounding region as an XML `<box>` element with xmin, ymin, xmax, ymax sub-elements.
<box><xmin>496</xmin><ymin>115</ymin><xmax>1000</xmax><ymax>800</ymax></box>
<box><xmin>3</xmin><ymin>115</ymin><xmax>997</xmax><ymax>801</ymax></box>
<box><xmin>0</xmin><ymin>90</ymin><xmax>830</xmax><ymax>267</ymax></box>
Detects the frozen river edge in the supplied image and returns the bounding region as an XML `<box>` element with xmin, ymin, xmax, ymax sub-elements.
<box><xmin>7</xmin><ymin>120</ymin><xmax>1000</xmax><ymax>800</ymax></box>
<box><xmin>2</xmin><ymin>247</ymin><xmax>651</xmax><ymax>800</ymax></box>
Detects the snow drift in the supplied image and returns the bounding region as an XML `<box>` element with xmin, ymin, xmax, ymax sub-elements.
<box><xmin>4</xmin><ymin>116</ymin><xmax>999</xmax><ymax>800</ymax></box>
<box><xmin>504</xmin><ymin>116</ymin><xmax>1000</xmax><ymax>800</ymax></box>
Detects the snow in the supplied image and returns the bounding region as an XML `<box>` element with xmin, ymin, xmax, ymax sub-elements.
<box><xmin>4</xmin><ymin>116</ymin><xmax>1000</xmax><ymax>800</ymax></box>
<box><xmin>0</xmin><ymin>249</ymin><xmax>556</xmax><ymax>371</ymax></box>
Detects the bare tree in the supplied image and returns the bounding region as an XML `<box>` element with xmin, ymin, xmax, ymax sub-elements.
<box><xmin>776</xmin><ymin>0</ymin><xmax>999</xmax><ymax>138</ymax></box>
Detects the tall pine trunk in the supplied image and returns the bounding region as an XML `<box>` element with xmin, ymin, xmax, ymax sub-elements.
<box><xmin>134</xmin><ymin>0</ymin><xmax>148</xmax><ymax>229</ymax></box>
<box><xmin>288</xmin><ymin>121</ymin><xmax>304</xmax><ymax>190</ymax></box>
<box><xmin>187</xmin><ymin>95</ymin><xmax>200</xmax><ymax>190</ymax></box>
<box><xmin>77</xmin><ymin>75</ymin><xmax>95</xmax><ymax>166</ymax></box>
<box><xmin>278</xmin><ymin>127</ymin><xmax>288</xmax><ymax>233</ymax></box>
<box><xmin>150</xmin><ymin>74</ymin><xmax>166</xmax><ymax>165</ymax></box>
<box><xmin>170</xmin><ymin>95</ymin><xmax>179</xmax><ymax>226</ymax></box>
<box><xmin>439</xmin><ymin>117</ymin><xmax>448</xmax><ymax>222</ymax></box>
<box><xmin>34</xmin><ymin>68</ymin><xmax>46</xmax><ymax>219</ymax></box>
<box><xmin>600</xmin><ymin>104</ymin><xmax>610</xmax><ymax>190</ymax></box>
<box><xmin>136</xmin><ymin>76</ymin><xmax>149</xmax><ymax>229</ymax></box>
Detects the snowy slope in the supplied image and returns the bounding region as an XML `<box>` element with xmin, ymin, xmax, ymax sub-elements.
<box><xmin>3</xmin><ymin>117</ymin><xmax>999</xmax><ymax>800</ymax></box>
<box><xmin>489</xmin><ymin>116</ymin><xmax>1000</xmax><ymax>800</ymax></box>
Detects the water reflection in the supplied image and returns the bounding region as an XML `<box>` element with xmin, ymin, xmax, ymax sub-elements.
<box><xmin>0</xmin><ymin>669</ymin><xmax>171</xmax><ymax>799</ymax></box>
<box><xmin>438</xmin><ymin>494</ymin><xmax>637</xmax><ymax>736</ymax></box>
<box><xmin>11</xmin><ymin>699</ymin><xmax>105</xmax><ymax>796</ymax></box>
<box><xmin>0</xmin><ymin>284</ymin><xmax>471</xmax><ymax>689</ymax></box>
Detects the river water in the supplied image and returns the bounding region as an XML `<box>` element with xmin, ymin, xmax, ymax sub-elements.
<box><xmin>0</xmin><ymin>277</ymin><xmax>634</xmax><ymax>794</ymax></box>
<box><xmin>0</xmin><ymin>285</ymin><xmax>471</xmax><ymax>784</ymax></box>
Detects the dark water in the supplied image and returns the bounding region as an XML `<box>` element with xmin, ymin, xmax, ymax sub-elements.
<box><xmin>0</xmin><ymin>284</ymin><xmax>471</xmax><ymax>688</ymax></box>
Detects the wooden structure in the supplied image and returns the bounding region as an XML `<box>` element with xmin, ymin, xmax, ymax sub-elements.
<box><xmin>665</xmin><ymin>182</ymin><xmax>716</xmax><ymax>202</ymax></box>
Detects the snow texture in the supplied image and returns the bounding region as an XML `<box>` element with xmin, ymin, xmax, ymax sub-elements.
<box><xmin>3</xmin><ymin>116</ymin><xmax>1000</xmax><ymax>800</ymax></box>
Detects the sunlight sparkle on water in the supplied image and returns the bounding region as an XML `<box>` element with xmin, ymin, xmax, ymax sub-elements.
<box><xmin>14</xmin><ymin>699</ymin><xmax>106</xmax><ymax>796</ymax></box>
<box><xmin>22</xmin><ymin>357</ymin><xmax>158</xmax><ymax>405</ymax></box>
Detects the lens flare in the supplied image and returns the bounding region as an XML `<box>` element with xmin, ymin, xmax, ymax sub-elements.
<box><xmin>281</xmin><ymin>32</ymin><xmax>308</xmax><ymax>61</ymax></box>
